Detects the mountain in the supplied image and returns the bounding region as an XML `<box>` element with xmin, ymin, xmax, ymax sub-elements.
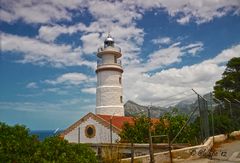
<box><xmin>124</xmin><ymin>96</ymin><xmax>199</xmax><ymax>117</ymax></box>
<box><xmin>124</xmin><ymin>100</ymin><xmax>170</xmax><ymax>118</ymax></box>
<box><xmin>124</xmin><ymin>93</ymin><xmax>220</xmax><ymax>118</ymax></box>
<box><xmin>174</xmin><ymin>98</ymin><xmax>197</xmax><ymax>114</ymax></box>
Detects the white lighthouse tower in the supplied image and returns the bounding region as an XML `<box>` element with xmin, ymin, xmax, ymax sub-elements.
<box><xmin>96</xmin><ymin>34</ymin><xmax>124</xmax><ymax>116</ymax></box>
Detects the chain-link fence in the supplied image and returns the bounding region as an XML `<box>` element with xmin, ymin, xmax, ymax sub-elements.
<box><xmin>197</xmin><ymin>95</ymin><xmax>210</xmax><ymax>141</ymax></box>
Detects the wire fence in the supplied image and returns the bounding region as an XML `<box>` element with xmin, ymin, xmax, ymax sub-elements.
<box><xmin>155</xmin><ymin>89</ymin><xmax>240</xmax><ymax>143</ymax></box>
<box><xmin>105</xmin><ymin>90</ymin><xmax>240</xmax><ymax>162</ymax></box>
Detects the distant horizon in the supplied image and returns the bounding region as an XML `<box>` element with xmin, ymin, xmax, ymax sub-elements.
<box><xmin>1</xmin><ymin>0</ymin><xmax>240</xmax><ymax>130</ymax></box>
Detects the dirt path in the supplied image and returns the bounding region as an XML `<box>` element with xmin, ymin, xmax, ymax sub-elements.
<box><xmin>211</xmin><ymin>140</ymin><xmax>240</xmax><ymax>162</ymax></box>
<box><xmin>181</xmin><ymin>140</ymin><xmax>240</xmax><ymax>163</ymax></box>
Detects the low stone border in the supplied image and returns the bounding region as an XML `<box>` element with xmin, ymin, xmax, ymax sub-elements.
<box><xmin>121</xmin><ymin>130</ymin><xmax>240</xmax><ymax>163</ymax></box>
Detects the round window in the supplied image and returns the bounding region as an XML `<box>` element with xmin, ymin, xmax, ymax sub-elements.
<box><xmin>85</xmin><ymin>125</ymin><xmax>96</xmax><ymax>138</ymax></box>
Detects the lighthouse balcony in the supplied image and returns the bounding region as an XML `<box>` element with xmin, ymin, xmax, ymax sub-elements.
<box><xmin>97</xmin><ymin>59</ymin><xmax>122</xmax><ymax>67</ymax></box>
<box><xmin>96</xmin><ymin>60</ymin><xmax>123</xmax><ymax>73</ymax></box>
<box><xmin>98</xmin><ymin>45</ymin><xmax>121</xmax><ymax>53</ymax></box>
<box><xmin>97</xmin><ymin>46</ymin><xmax>122</xmax><ymax>58</ymax></box>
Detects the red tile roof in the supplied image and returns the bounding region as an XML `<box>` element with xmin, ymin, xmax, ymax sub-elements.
<box><xmin>97</xmin><ymin>114</ymin><xmax>159</xmax><ymax>130</ymax></box>
<box><xmin>97</xmin><ymin>114</ymin><xmax>134</xmax><ymax>129</ymax></box>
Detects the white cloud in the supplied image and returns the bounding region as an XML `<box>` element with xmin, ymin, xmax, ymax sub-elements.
<box><xmin>0</xmin><ymin>99</ymin><xmax>94</xmax><ymax>113</ymax></box>
<box><xmin>152</xmin><ymin>37</ymin><xmax>172</xmax><ymax>45</ymax></box>
<box><xmin>87</xmin><ymin>0</ymin><xmax>142</xmax><ymax>26</ymax></box>
<box><xmin>177</xmin><ymin>15</ymin><xmax>191</xmax><ymax>25</ymax></box>
<box><xmin>44</xmin><ymin>73</ymin><xmax>97</xmax><ymax>99</ymax></box>
<box><xmin>123</xmin><ymin>44</ymin><xmax>240</xmax><ymax>106</ymax></box>
<box><xmin>181</xmin><ymin>42</ymin><xmax>203</xmax><ymax>55</ymax></box>
<box><xmin>45</xmin><ymin>73</ymin><xmax>89</xmax><ymax>85</ymax></box>
<box><xmin>1</xmin><ymin>32</ymin><xmax>95</xmax><ymax>68</ymax></box>
<box><xmin>0</xmin><ymin>0</ymin><xmax>180</xmax><ymax>75</ymax></box>
<box><xmin>37</xmin><ymin>22</ymin><xmax>144</xmax><ymax>60</ymax></box>
<box><xmin>149</xmin><ymin>63</ymin><xmax>223</xmax><ymax>87</ymax></box>
<box><xmin>38</xmin><ymin>23</ymin><xmax>86</xmax><ymax>42</ymax></box>
<box><xmin>0</xmin><ymin>0</ymin><xmax>86</xmax><ymax>24</ymax></box>
<box><xmin>38</xmin><ymin>25</ymin><xmax>68</xmax><ymax>42</ymax></box>
<box><xmin>157</xmin><ymin>0</ymin><xmax>240</xmax><ymax>24</ymax></box>
<box><xmin>81</xmin><ymin>87</ymin><xmax>96</xmax><ymax>94</ymax></box>
<box><xmin>204</xmin><ymin>44</ymin><xmax>240</xmax><ymax>64</ymax></box>
<box><xmin>42</xmin><ymin>88</ymin><xmax>69</xmax><ymax>95</ymax></box>
<box><xmin>80</xmin><ymin>33</ymin><xmax>102</xmax><ymax>54</ymax></box>
<box><xmin>146</xmin><ymin>46</ymin><xmax>182</xmax><ymax>71</ymax></box>
<box><xmin>3</xmin><ymin>0</ymin><xmax>229</xmax><ymax>74</ymax></box>
<box><xmin>35</xmin><ymin>1</ymin><xmax>145</xmax><ymax>63</ymax></box>
<box><xmin>26</xmin><ymin>82</ymin><xmax>38</xmax><ymax>89</ymax></box>
<box><xmin>123</xmin><ymin>0</ymin><xmax>240</xmax><ymax>24</ymax></box>
<box><xmin>145</xmin><ymin>41</ymin><xmax>203</xmax><ymax>71</ymax></box>
<box><xmin>1</xmin><ymin>0</ymin><xmax>239</xmax><ymax>26</ymax></box>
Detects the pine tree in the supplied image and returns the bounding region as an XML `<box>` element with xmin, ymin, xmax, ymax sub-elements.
<box><xmin>214</xmin><ymin>57</ymin><xmax>240</xmax><ymax>100</ymax></box>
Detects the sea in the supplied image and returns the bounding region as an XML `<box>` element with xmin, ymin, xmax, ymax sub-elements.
<box><xmin>30</xmin><ymin>130</ymin><xmax>62</xmax><ymax>141</ymax></box>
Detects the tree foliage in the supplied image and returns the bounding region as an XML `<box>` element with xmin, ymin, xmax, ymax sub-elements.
<box><xmin>0</xmin><ymin>122</ymin><xmax>97</xmax><ymax>163</ymax></box>
<box><xmin>0</xmin><ymin>123</ymin><xmax>39</xmax><ymax>163</ymax></box>
<box><xmin>120</xmin><ymin>115</ymin><xmax>150</xmax><ymax>143</ymax></box>
<box><xmin>209</xmin><ymin>104</ymin><xmax>240</xmax><ymax>135</ymax></box>
<box><xmin>214</xmin><ymin>57</ymin><xmax>240</xmax><ymax>100</ymax></box>
<box><xmin>155</xmin><ymin>111</ymin><xmax>199</xmax><ymax>145</ymax></box>
<box><xmin>208</xmin><ymin>114</ymin><xmax>235</xmax><ymax>135</ymax></box>
<box><xmin>120</xmin><ymin>111</ymin><xmax>199</xmax><ymax>145</ymax></box>
<box><xmin>213</xmin><ymin>57</ymin><xmax>240</xmax><ymax>132</ymax></box>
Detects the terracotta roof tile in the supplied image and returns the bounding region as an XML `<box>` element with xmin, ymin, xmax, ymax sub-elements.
<box><xmin>97</xmin><ymin>114</ymin><xmax>159</xmax><ymax>130</ymax></box>
<box><xmin>97</xmin><ymin>114</ymin><xmax>134</xmax><ymax>129</ymax></box>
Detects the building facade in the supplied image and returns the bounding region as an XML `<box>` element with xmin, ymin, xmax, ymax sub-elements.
<box><xmin>61</xmin><ymin>113</ymin><xmax>121</xmax><ymax>143</ymax></box>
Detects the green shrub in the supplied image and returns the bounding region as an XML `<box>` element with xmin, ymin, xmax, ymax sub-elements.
<box><xmin>0</xmin><ymin>122</ymin><xmax>97</xmax><ymax>163</ymax></box>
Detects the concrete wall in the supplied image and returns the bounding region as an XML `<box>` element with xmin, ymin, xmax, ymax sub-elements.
<box><xmin>64</xmin><ymin>117</ymin><xmax>119</xmax><ymax>143</ymax></box>
<box><xmin>90</xmin><ymin>143</ymin><xmax>188</xmax><ymax>157</ymax></box>
<box><xmin>121</xmin><ymin>138</ymin><xmax>214</xmax><ymax>163</ymax></box>
<box><xmin>121</xmin><ymin>131</ymin><xmax>240</xmax><ymax>163</ymax></box>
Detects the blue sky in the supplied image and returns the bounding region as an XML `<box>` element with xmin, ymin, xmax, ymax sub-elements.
<box><xmin>1</xmin><ymin>0</ymin><xmax>240</xmax><ymax>130</ymax></box>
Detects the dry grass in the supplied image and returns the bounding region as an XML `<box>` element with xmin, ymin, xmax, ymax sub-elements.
<box><xmin>101</xmin><ymin>145</ymin><xmax>122</xmax><ymax>163</ymax></box>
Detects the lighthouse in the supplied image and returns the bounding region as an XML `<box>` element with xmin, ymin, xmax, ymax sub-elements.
<box><xmin>95</xmin><ymin>34</ymin><xmax>124</xmax><ymax>116</ymax></box>
<box><xmin>61</xmin><ymin>34</ymin><xmax>128</xmax><ymax>143</ymax></box>
<box><xmin>62</xmin><ymin>35</ymin><xmax>159</xmax><ymax>144</ymax></box>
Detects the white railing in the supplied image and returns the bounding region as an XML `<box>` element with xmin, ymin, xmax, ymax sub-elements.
<box><xmin>98</xmin><ymin>46</ymin><xmax>121</xmax><ymax>53</ymax></box>
<box><xmin>97</xmin><ymin>59</ymin><xmax>122</xmax><ymax>67</ymax></box>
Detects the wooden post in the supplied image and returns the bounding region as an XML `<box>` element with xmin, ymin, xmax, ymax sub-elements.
<box><xmin>131</xmin><ymin>141</ymin><xmax>134</xmax><ymax>163</ymax></box>
<box><xmin>148</xmin><ymin>106</ymin><xmax>154</xmax><ymax>163</ymax></box>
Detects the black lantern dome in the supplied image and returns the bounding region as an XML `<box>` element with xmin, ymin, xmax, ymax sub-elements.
<box><xmin>104</xmin><ymin>34</ymin><xmax>114</xmax><ymax>48</ymax></box>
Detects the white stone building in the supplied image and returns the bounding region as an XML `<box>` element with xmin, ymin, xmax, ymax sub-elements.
<box><xmin>60</xmin><ymin>112</ymin><xmax>134</xmax><ymax>143</ymax></box>
<box><xmin>61</xmin><ymin>35</ymin><xmax>130</xmax><ymax>143</ymax></box>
